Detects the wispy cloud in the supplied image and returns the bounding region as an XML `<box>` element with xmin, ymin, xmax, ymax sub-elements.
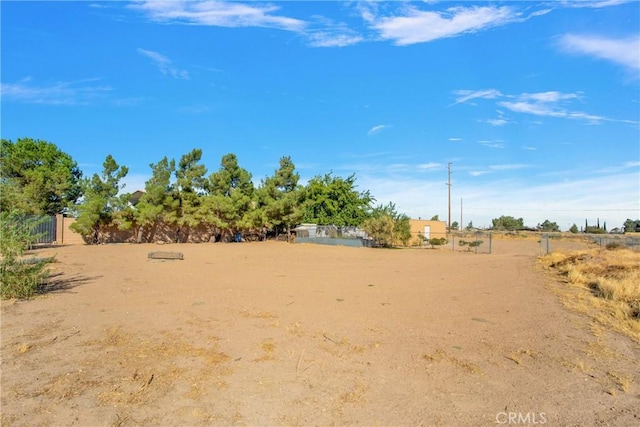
<box><xmin>307</xmin><ymin>31</ymin><xmax>363</xmax><ymax>48</ymax></box>
<box><xmin>137</xmin><ymin>48</ymin><xmax>190</xmax><ymax>79</ymax></box>
<box><xmin>484</xmin><ymin>118</ymin><xmax>509</xmax><ymax>126</ymax></box>
<box><xmin>558</xmin><ymin>34</ymin><xmax>640</xmax><ymax>72</ymax></box>
<box><xmin>451</xmin><ymin>89</ymin><xmax>502</xmax><ymax>106</ymax></box>
<box><xmin>369</xmin><ymin>5</ymin><xmax>520</xmax><ymax>45</ymax></box>
<box><xmin>418</xmin><ymin>162</ymin><xmax>441</xmax><ymax>170</ymax></box>
<box><xmin>0</xmin><ymin>77</ymin><xmax>112</xmax><ymax>105</ymax></box>
<box><xmin>478</xmin><ymin>140</ymin><xmax>505</xmax><ymax>149</ymax></box>
<box><xmin>367</xmin><ymin>124</ymin><xmax>388</xmax><ymax>136</ymax></box>
<box><xmin>129</xmin><ymin>0</ymin><xmax>306</xmax><ymax>32</ymax></box>
<box><xmin>448</xmin><ymin>137</ymin><xmax>463</xmax><ymax>142</ymax></box>
<box><xmin>453</xmin><ymin>88</ymin><xmax>639</xmax><ymax>125</ymax></box>
<box><xmin>482</xmin><ymin>110</ymin><xmax>511</xmax><ymax>126</ymax></box>
<box><xmin>558</xmin><ymin>0</ymin><xmax>635</xmax><ymax>8</ymax></box>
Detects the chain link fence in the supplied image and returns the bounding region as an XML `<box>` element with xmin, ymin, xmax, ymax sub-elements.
<box><xmin>450</xmin><ymin>231</ymin><xmax>493</xmax><ymax>254</ymax></box>
<box><xmin>539</xmin><ymin>233</ymin><xmax>640</xmax><ymax>255</ymax></box>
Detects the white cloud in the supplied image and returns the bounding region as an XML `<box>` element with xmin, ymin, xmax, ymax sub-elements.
<box><xmin>307</xmin><ymin>31</ymin><xmax>363</xmax><ymax>48</ymax></box>
<box><xmin>485</xmin><ymin>118</ymin><xmax>509</xmax><ymax>126</ymax></box>
<box><xmin>478</xmin><ymin>140</ymin><xmax>505</xmax><ymax>149</ymax></box>
<box><xmin>559</xmin><ymin>34</ymin><xmax>640</xmax><ymax>71</ymax></box>
<box><xmin>137</xmin><ymin>48</ymin><xmax>189</xmax><ymax>79</ymax></box>
<box><xmin>0</xmin><ymin>78</ymin><xmax>111</xmax><ymax>105</ymax></box>
<box><xmin>129</xmin><ymin>0</ymin><xmax>306</xmax><ymax>32</ymax></box>
<box><xmin>451</xmin><ymin>89</ymin><xmax>502</xmax><ymax>105</ymax></box>
<box><xmin>558</xmin><ymin>0</ymin><xmax>635</xmax><ymax>8</ymax></box>
<box><xmin>418</xmin><ymin>162</ymin><xmax>441</xmax><ymax>170</ymax></box>
<box><xmin>370</xmin><ymin>5</ymin><xmax>519</xmax><ymax>45</ymax></box>
<box><xmin>519</xmin><ymin>91</ymin><xmax>581</xmax><ymax>103</ymax></box>
<box><xmin>448</xmin><ymin>137</ymin><xmax>463</xmax><ymax>141</ymax></box>
<box><xmin>367</xmin><ymin>124</ymin><xmax>388</xmax><ymax>136</ymax></box>
<box><xmin>454</xmin><ymin>88</ymin><xmax>638</xmax><ymax>125</ymax></box>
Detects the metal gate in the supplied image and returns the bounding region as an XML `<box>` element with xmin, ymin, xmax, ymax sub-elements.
<box><xmin>27</xmin><ymin>215</ymin><xmax>57</xmax><ymax>244</ymax></box>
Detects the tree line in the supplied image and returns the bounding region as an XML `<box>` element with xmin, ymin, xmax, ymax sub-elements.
<box><xmin>1</xmin><ymin>138</ymin><xmax>412</xmax><ymax>245</ymax></box>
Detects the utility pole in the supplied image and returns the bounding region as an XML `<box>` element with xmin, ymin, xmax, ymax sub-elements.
<box><xmin>460</xmin><ymin>197</ymin><xmax>463</xmax><ymax>232</ymax></box>
<box><xmin>447</xmin><ymin>163</ymin><xmax>452</xmax><ymax>233</ymax></box>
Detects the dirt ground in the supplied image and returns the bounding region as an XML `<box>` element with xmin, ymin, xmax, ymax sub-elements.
<box><xmin>1</xmin><ymin>239</ymin><xmax>639</xmax><ymax>426</ymax></box>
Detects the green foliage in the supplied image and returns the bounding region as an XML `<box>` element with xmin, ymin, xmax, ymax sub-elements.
<box><xmin>459</xmin><ymin>239</ymin><xmax>483</xmax><ymax>251</ymax></box>
<box><xmin>174</xmin><ymin>149</ymin><xmax>208</xmax><ymax>238</ymax></box>
<box><xmin>585</xmin><ymin>226</ymin><xmax>606</xmax><ymax>234</ymax></box>
<box><xmin>362</xmin><ymin>203</ymin><xmax>410</xmax><ymax>247</ymax></box>
<box><xmin>206</xmin><ymin>153</ymin><xmax>255</xmax><ymax>237</ymax></box>
<box><xmin>569</xmin><ymin>224</ymin><xmax>579</xmax><ymax>234</ymax></box>
<box><xmin>259</xmin><ymin>156</ymin><xmax>303</xmax><ymax>235</ymax></box>
<box><xmin>300</xmin><ymin>173</ymin><xmax>373</xmax><ymax>226</ymax></box>
<box><xmin>429</xmin><ymin>237</ymin><xmax>448</xmax><ymax>248</ymax></box>
<box><xmin>135</xmin><ymin>156</ymin><xmax>179</xmax><ymax>240</ymax></box>
<box><xmin>623</xmin><ymin>219</ymin><xmax>640</xmax><ymax>233</ymax></box>
<box><xmin>0</xmin><ymin>212</ymin><xmax>51</xmax><ymax>299</ymax></box>
<box><xmin>362</xmin><ymin>212</ymin><xmax>395</xmax><ymax>247</ymax></box>
<box><xmin>70</xmin><ymin>155</ymin><xmax>128</xmax><ymax>243</ymax></box>
<box><xmin>430</xmin><ymin>214</ymin><xmax>439</xmax><ymax>221</ymax></box>
<box><xmin>537</xmin><ymin>219</ymin><xmax>560</xmax><ymax>232</ymax></box>
<box><xmin>491</xmin><ymin>215</ymin><xmax>524</xmax><ymax>231</ymax></box>
<box><xmin>0</xmin><ymin>138</ymin><xmax>82</xmax><ymax>215</ymax></box>
<box><xmin>466</xmin><ymin>221</ymin><xmax>474</xmax><ymax>230</ymax></box>
<box><xmin>450</xmin><ymin>221</ymin><xmax>459</xmax><ymax>231</ymax></box>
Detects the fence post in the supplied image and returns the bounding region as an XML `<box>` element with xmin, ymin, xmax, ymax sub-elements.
<box><xmin>56</xmin><ymin>214</ymin><xmax>64</xmax><ymax>245</ymax></box>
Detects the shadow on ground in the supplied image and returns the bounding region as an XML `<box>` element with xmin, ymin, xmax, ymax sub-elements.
<box><xmin>38</xmin><ymin>273</ymin><xmax>101</xmax><ymax>295</ymax></box>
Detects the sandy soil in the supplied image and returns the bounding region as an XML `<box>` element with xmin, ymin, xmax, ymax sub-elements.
<box><xmin>1</xmin><ymin>239</ymin><xmax>639</xmax><ymax>426</ymax></box>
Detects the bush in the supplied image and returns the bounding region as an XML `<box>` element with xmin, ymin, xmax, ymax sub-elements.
<box><xmin>0</xmin><ymin>212</ymin><xmax>51</xmax><ymax>299</ymax></box>
<box><xmin>429</xmin><ymin>237</ymin><xmax>448</xmax><ymax>248</ymax></box>
<box><xmin>459</xmin><ymin>239</ymin><xmax>483</xmax><ymax>251</ymax></box>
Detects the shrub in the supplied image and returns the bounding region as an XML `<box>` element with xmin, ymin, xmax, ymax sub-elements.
<box><xmin>0</xmin><ymin>212</ymin><xmax>51</xmax><ymax>299</ymax></box>
<box><xmin>429</xmin><ymin>237</ymin><xmax>448</xmax><ymax>248</ymax></box>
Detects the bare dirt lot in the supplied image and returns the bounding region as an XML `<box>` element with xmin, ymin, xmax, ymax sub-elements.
<box><xmin>2</xmin><ymin>240</ymin><xmax>639</xmax><ymax>426</ymax></box>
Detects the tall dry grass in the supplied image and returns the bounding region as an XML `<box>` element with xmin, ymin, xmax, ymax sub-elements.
<box><xmin>540</xmin><ymin>246</ymin><xmax>640</xmax><ymax>341</ymax></box>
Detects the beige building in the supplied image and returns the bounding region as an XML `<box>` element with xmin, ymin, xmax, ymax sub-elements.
<box><xmin>408</xmin><ymin>219</ymin><xmax>447</xmax><ymax>241</ymax></box>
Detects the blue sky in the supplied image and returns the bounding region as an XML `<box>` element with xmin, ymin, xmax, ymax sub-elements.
<box><xmin>2</xmin><ymin>1</ymin><xmax>639</xmax><ymax>230</ymax></box>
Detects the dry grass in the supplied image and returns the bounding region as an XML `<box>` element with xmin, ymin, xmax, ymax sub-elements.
<box><xmin>422</xmin><ymin>349</ymin><xmax>483</xmax><ymax>375</ymax></box>
<box><xmin>540</xmin><ymin>247</ymin><xmax>640</xmax><ymax>341</ymax></box>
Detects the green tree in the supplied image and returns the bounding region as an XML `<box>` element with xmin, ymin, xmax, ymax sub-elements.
<box><xmin>537</xmin><ymin>219</ymin><xmax>560</xmax><ymax>232</ymax></box>
<box><xmin>623</xmin><ymin>219</ymin><xmax>640</xmax><ymax>233</ymax></box>
<box><xmin>394</xmin><ymin>214</ymin><xmax>412</xmax><ymax>246</ymax></box>
<box><xmin>70</xmin><ymin>155</ymin><xmax>129</xmax><ymax>243</ymax></box>
<box><xmin>174</xmin><ymin>149</ymin><xmax>208</xmax><ymax>242</ymax></box>
<box><xmin>430</xmin><ymin>214</ymin><xmax>439</xmax><ymax>221</ymax></box>
<box><xmin>205</xmin><ymin>153</ymin><xmax>255</xmax><ymax>239</ymax></box>
<box><xmin>569</xmin><ymin>224</ymin><xmax>579</xmax><ymax>234</ymax></box>
<box><xmin>450</xmin><ymin>221</ymin><xmax>459</xmax><ymax>231</ymax></box>
<box><xmin>300</xmin><ymin>173</ymin><xmax>373</xmax><ymax>226</ymax></box>
<box><xmin>362</xmin><ymin>212</ymin><xmax>395</xmax><ymax>247</ymax></box>
<box><xmin>466</xmin><ymin>221</ymin><xmax>474</xmax><ymax>230</ymax></box>
<box><xmin>134</xmin><ymin>157</ymin><xmax>179</xmax><ymax>242</ymax></box>
<box><xmin>259</xmin><ymin>156</ymin><xmax>303</xmax><ymax>236</ymax></box>
<box><xmin>0</xmin><ymin>138</ymin><xmax>82</xmax><ymax>215</ymax></box>
<box><xmin>362</xmin><ymin>203</ymin><xmax>411</xmax><ymax>247</ymax></box>
<box><xmin>491</xmin><ymin>215</ymin><xmax>524</xmax><ymax>231</ymax></box>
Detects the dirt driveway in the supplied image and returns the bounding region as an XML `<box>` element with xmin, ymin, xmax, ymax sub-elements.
<box><xmin>1</xmin><ymin>240</ymin><xmax>639</xmax><ymax>426</ymax></box>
